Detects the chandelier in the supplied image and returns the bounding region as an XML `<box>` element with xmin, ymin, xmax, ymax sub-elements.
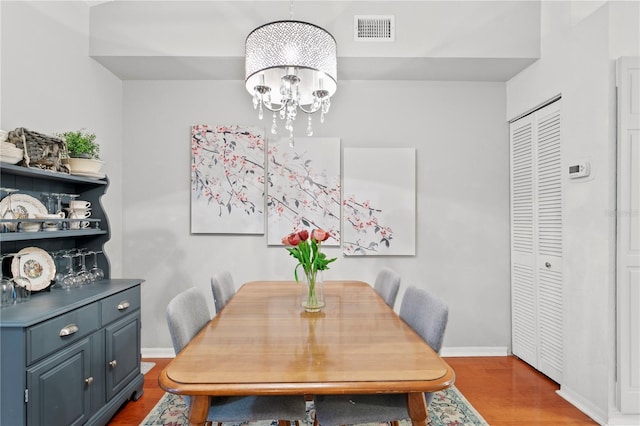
<box><xmin>245</xmin><ymin>19</ymin><xmax>337</xmax><ymax>142</ymax></box>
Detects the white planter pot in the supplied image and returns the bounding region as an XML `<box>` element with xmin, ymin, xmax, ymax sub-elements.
<box><xmin>67</xmin><ymin>158</ymin><xmax>104</xmax><ymax>174</ymax></box>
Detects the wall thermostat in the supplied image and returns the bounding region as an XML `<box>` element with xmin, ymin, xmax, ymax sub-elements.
<box><xmin>568</xmin><ymin>161</ymin><xmax>591</xmax><ymax>179</ymax></box>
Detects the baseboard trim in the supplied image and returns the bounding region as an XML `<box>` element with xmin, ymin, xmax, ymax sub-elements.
<box><xmin>440</xmin><ymin>346</ymin><xmax>509</xmax><ymax>357</ymax></box>
<box><xmin>557</xmin><ymin>386</ymin><xmax>606</xmax><ymax>425</ymax></box>
<box><xmin>606</xmin><ymin>412</ymin><xmax>640</xmax><ymax>426</ymax></box>
<box><xmin>142</xmin><ymin>347</ymin><xmax>175</xmax><ymax>358</ymax></box>
<box><xmin>143</xmin><ymin>346</ymin><xmax>510</xmax><ymax>359</ymax></box>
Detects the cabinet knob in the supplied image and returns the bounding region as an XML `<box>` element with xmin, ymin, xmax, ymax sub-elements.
<box><xmin>545</xmin><ymin>262</ymin><xmax>552</xmax><ymax>268</ymax></box>
<box><xmin>59</xmin><ymin>324</ymin><xmax>79</xmax><ymax>337</ymax></box>
<box><xmin>85</xmin><ymin>377</ymin><xmax>94</xmax><ymax>386</ymax></box>
<box><xmin>109</xmin><ymin>360</ymin><xmax>117</xmax><ymax>368</ymax></box>
<box><xmin>117</xmin><ymin>301</ymin><xmax>130</xmax><ymax>311</ymax></box>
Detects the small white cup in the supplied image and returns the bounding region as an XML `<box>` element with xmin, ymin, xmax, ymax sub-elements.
<box><xmin>70</xmin><ymin>200</ymin><xmax>91</xmax><ymax>209</ymax></box>
<box><xmin>70</xmin><ymin>220</ymin><xmax>90</xmax><ymax>230</ymax></box>
<box><xmin>70</xmin><ymin>209</ymin><xmax>91</xmax><ymax>219</ymax></box>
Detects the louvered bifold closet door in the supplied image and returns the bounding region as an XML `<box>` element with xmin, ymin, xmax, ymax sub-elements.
<box><xmin>535</xmin><ymin>102</ymin><xmax>563</xmax><ymax>383</ymax></box>
<box><xmin>510</xmin><ymin>113</ymin><xmax>537</xmax><ymax>368</ymax></box>
<box><xmin>510</xmin><ymin>100</ymin><xmax>563</xmax><ymax>383</ymax></box>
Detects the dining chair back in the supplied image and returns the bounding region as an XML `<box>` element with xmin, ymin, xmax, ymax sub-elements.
<box><xmin>211</xmin><ymin>271</ymin><xmax>236</xmax><ymax>313</ymax></box>
<box><xmin>166</xmin><ymin>287</ymin><xmax>305</xmax><ymax>425</ymax></box>
<box><xmin>373</xmin><ymin>267</ymin><xmax>401</xmax><ymax>308</ymax></box>
<box><xmin>313</xmin><ymin>285</ymin><xmax>449</xmax><ymax>425</ymax></box>
<box><xmin>166</xmin><ymin>287</ymin><xmax>211</xmax><ymax>354</ymax></box>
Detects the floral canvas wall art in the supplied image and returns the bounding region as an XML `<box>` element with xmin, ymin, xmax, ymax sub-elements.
<box><xmin>267</xmin><ymin>137</ymin><xmax>341</xmax><ymax>246</ymax></box>
<box><xmin>343</xmin><ymin>148</ymin><xmax>416</xmax><ymax>256</ymax></box>
<box><xmin>191</xmin><ymin>124</ymin><xmax>265</xmax><ymax>234</ymax></box>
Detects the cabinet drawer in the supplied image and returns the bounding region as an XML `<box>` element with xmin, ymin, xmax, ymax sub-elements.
<box><xmin>27</xmin><ymin>303</ymin><xmax>100</xmax><ymax>364</ymax></box>
<box><xmin>101</xmin><ymin>286</ymin><xmax>140</xmax><ymax>326</ymax></box>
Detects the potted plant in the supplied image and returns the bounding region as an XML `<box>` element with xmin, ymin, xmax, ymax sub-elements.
<box><xmin>58</xmin><ymin>130</ymin><xmax>104</xmax><ymax>175</ymax></box>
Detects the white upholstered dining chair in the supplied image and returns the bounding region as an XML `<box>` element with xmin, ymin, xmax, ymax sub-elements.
<box><xmin>313</xmin><ymin>286</ymin><xmax>449</xmax><ymax>426</ymax></box>
<box><xmin>166</xmin><ymin>287</ymin><xmax>306</xmax><ymax>426</ymax></box>
<box><xmin>210</xmin><ymin>271</ymin><xmax>236</xmax><ymax>313</ymax></box>
<box><xmin>373</xmin><ymin>267</ymin><xmax>401</xmax><ymax>308</ymax></box>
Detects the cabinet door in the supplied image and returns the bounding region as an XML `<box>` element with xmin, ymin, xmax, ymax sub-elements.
<box><xmin>105</xmin><ymin>314</ymin><xmax>140</xmax><ymax>401</ymax></box>
<box><xmin>27</xmin><ymin>338</ymin><xmax>92</xmax><ymax>426</ymax></box>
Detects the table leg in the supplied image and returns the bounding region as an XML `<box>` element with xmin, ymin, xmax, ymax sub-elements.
<box><xmin>407</xmin><ymin>392</ymin><xmax>428</xmax><ymax>426</ymax></box>
<box><xmin>188</xmin><ymin>395</ymin><xmax>210</xmax><ymax>426</ymax></box>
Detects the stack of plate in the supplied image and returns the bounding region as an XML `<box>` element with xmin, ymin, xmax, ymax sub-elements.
<box><xmin>0</xmin><ymin>141</ymin><xmax>23</xmax><ymax>165</ymax></box>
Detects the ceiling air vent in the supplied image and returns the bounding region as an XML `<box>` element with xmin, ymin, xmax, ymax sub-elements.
<box><xmin>354</xmin><ymin>15</ymin><xmax>395</xmax><ymax>42</ymax></box>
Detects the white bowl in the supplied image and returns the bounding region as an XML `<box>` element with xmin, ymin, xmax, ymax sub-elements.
<box><xmin>67</xmin><ymin>158</ymin><xmax>104</xmax><ymax>174</ymax></box>
<box><xmin>0</xmin><ymin>155</ymin><xmax>23</xmax><ymax>165</ymax></box>
<box><xmin>21</xmin><ymin>222</ymin><xmax>41</xmax><ymax>232</ymax></box>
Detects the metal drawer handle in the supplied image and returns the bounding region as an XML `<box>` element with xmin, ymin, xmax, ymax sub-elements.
<box><xmin>117</xmin><ymin>301</ymin><xmax>130</xmax><ymax>311</ymax></box>
<box><xmin>85</xmin><ymin>377</ymin><xmax>94</xmax><ymax>386</ymax></box>
<box><xmin>109</xmin><ymin>360</ymin><xmax>117</xmax><ymax>368</ymax></box>
<box><xmin>59</xmin><ymin>324</ymin><xmax>79</xmax><ymax>337</ymax></box>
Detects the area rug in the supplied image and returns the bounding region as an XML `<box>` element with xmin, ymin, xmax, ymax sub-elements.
<box><xmin>141</xmin><ymin>361</ymin><xmax>156</xmax><ymax>375</ymax></box>
<box><xmin>140</xmin><ymin>386</ymin><xmax>488</xmax><ymax>426</ymax></box>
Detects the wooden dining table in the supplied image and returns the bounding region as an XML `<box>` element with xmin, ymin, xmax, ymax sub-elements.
<box><xmin>159</xmin><ymin>280</ymin><xmax>455</xmax><ymax>426</ymax></box>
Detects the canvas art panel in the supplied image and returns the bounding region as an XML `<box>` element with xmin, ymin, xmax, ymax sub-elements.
<box><xmin>267</xmin><ymin>137</ymin><xmax>341</xmax><ymax>246</ymax></box>
<box><xmin>343</xmin><ymin>148</ymin><xmax>416</xmax><ymax>256</ymax></box>
<box><xmin>191</xmin><ymin>124</ymin><xmax>265</xmax><ymax>234</ymax></box>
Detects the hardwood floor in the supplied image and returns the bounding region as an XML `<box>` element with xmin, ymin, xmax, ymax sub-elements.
<box><xmin>108</xmin><ymin>356</ymin><xmax>597</xmax><ymax>425</ymax></box>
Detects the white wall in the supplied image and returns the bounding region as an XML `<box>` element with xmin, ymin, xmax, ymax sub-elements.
<box><xmin>122</xmin><ymin>79</ymin><xmax>511</xmax><ymax>353</ymax></box>
<box><xmin>506</xmin><ymin>1</ymin><xmax>639</xmax><ymax>423</ymax></box>
<box><xmin>0</xmin><ymin>1</ymin><xmax>125</xmax><ymax>276</ymax></box>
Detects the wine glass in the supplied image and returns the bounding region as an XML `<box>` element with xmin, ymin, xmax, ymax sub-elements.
<box><xmin>41</xmin><ymin>192</ymin><xmax>56</xmax><ymax>214</ymax></box>
<box><xmin>88</xmin><ymin>251</ymin><xmax>105</xmax><ymax>281</ymax></box>
<box><xmin>1</xmin><ymin>187</ymin><xmax>19</xmax><ymax>232</ymax></box>
<box><xmin>66</xmin><ymin>194</ymin><xmax>81</xmax><ymax>230</ymax></box>
<box><xmin>0</xmin><ymin>253</ymin><xmax>16</xmax><ymax>306</ymax></box>
<box><xmin>12</xmin><ymin>253</ymin><xmax>33</xmax><ymax>303</ymax></box>
<box><xmin>51</xmin><ymin>193</ymin><xmax>67</xmax><ymax>229</ymax></box>
<box><xmin>74</xmin><ymin>252</ymin><xmax>91</xmax><ymax>286</ymax></box>
<box><xmin>52</xmin><ymin>250</ymin><xmax>71</xmax><ymax>287</ymax></box>
<box><xmin>60</xmin><ymin>254</ymin><xmax>79</xmax><ymax>289</ymax></box>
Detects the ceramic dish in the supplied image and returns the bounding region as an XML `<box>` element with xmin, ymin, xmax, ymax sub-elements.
<box><xmin>0</xmin><ymin>193</ymin><xmax>47</xmax><ymax>219</ymax></box>
<box><xmin>11</xmin><ymin>247</ymin><xmax>56</xmax><ymax>291</ymax></box>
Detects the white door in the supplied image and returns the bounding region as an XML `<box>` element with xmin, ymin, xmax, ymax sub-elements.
<box><xmin>534</xmin><ymin>104</ymin><xmax>563</xmax><ymax>383</ymax></box>
<box><xmin>510</xmin><ymin>100</ymin><xmax>563</xmax><ymax>383</ymax></box>
<box><xmin>510</xmin><ymin>112</ymin><xmax>537</xmax><ymax>368</ymax></box>
<box><xmin>617</xmin><ymin>56</ymin><xmax>640</xmax><ymax>414</ymax></box>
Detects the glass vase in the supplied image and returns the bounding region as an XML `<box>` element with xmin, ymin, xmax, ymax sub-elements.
<box><xmin>301</xmin><ymin>270</ymin><xmax>325</xmax><ymax>313</ymax></box>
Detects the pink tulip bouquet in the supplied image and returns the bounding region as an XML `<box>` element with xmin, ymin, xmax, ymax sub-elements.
<box><xmin>282</xmin><ymin>228</ymin><xmax>336</xmax><ymax>311</ymax></box>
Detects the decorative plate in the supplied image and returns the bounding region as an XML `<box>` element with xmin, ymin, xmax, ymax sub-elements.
<box><xmin>0</xmin><ymin>193</ymin><xmax>47</xmax><ymax>219</ymax></box>
<box><xmin>11</xmin><ymin>247</ymin><xmax>56</xmax><ymax>291</ymax></box>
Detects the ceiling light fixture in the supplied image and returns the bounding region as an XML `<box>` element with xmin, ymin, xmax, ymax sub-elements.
<box><xmin>244</xmin><ymin>4</ymin><xmax>337</xmax><ymax>144</ymax></box>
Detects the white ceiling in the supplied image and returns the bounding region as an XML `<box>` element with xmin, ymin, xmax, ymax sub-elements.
<box><xmin>89</xmin><ymin>1</ymin><xmax>541</xmax><ymax>82</ymax></box>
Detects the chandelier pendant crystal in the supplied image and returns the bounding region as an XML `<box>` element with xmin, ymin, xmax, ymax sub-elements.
<box><xmin>245</xmin><ymin>20</ymin><xmax>337</xmax><ymax>144</ymax></box>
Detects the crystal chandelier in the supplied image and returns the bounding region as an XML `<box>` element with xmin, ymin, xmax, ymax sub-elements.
<box><xmin>245</xmin><ymin>19</ymin><xmax>337</xmax><ymax>143</ymax></box>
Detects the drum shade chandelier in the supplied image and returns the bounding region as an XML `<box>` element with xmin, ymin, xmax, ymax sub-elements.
<box><xmin>245</xmin><ymin>19</ymin><xmax>337</xmax><ymax>142</ymax></box>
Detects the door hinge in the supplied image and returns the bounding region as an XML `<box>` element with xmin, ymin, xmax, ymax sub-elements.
<box><xmin>24</xmin><ymin>389</ymin><xmax>28</xmax><ymax>403</ymax></box>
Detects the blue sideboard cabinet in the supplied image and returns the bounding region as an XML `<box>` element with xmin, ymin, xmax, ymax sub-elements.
<box><xmin>0</xmin><ymin>164</ymin><xmax>144</xmax><ymax>425</ymax></box>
